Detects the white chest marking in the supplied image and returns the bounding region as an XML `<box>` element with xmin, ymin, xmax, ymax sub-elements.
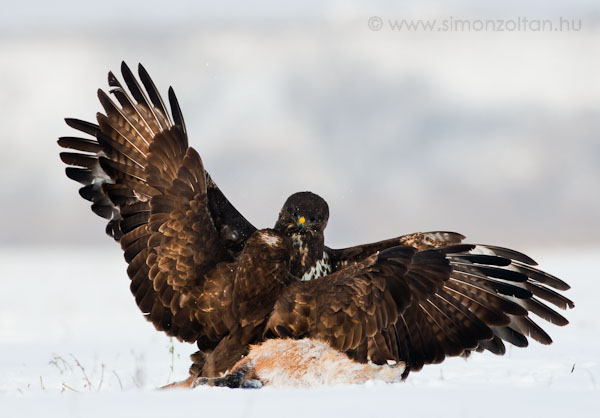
<box><xmin>291</xmin><ymin>234</ymin><xmax>304</xmax><ymax>247</ymax></box>
<box><xmin>300</xmin><ymin>252</ymin><xmax>332</xmax><ymax>281</ymax></box>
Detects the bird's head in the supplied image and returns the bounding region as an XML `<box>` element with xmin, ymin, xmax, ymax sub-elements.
<box><xmin>274</xmin><ymin>191</ymin><xmax>329</xmax><ymax>235</ymax></box>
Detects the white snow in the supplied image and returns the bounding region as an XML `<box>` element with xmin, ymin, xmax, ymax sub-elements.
<box><xmin>0</xmin><ymin>246</ymin><xmax>597</xmax><ymax>417</ymax></box>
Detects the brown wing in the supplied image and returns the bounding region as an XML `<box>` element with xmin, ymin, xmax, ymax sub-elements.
<box><xmin>325</xmin><ymin>231</ymin><xmax>466</xmax><ymax>271</ymax></box>
<box><xmin>266</xmin><ymin>245</ymin><xmax>472</xmax><ymax>364</ymax></box>
<box><xmin>267</xmin><ymin>243</ymin><xmax>574</xmax><ymax>373</ymax></box>
<box><xmin>58</xmin><ymin>62</ymin><xmax>255</xmax><ymax>345</ymax></box>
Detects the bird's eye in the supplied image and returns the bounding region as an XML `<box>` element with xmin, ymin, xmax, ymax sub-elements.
<box><xmin>292</xmin><ymin>211</ymin><xmax>298</xmax><ymax>218</ymax></box>
<box><xmin>309</xmin><ymin>216</ymin><xmax>316</xmax><ymax>222</ymax></box>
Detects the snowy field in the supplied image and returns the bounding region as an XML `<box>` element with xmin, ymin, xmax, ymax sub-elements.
<box><xmin>1</xmin><ymin>1</ymin><xmax>599</xmax><ymax>416</ymax></box>
<box><xmin>1</xmin><ymin>246</ymin><xmax>598</xmax><ymax>417</ymax></box>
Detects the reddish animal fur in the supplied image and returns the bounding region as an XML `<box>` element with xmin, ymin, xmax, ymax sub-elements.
<box><xmin>191</xmin><ymin>338</ymin><xmax>406</xmax><ymax>388</ymax></box>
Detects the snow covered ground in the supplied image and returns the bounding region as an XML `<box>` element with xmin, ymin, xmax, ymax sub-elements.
<box><xmin>0</xmin><ymin>246</ymin><xmax>597</xmax><ymax>417</ymax></box>
<box><xmin>1</xmin><ymin>1</ymin><xmax>598</xmax><ymax>416</ymax></box>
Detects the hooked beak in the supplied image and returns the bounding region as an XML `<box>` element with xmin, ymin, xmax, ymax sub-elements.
<box><xmin>297</xmin><ymin>216</ymin><xmax>306</xmax><ymax>229</ymax></box>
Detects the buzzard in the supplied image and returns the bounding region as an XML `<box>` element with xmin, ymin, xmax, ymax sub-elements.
<box><xmin>59</xmin><ymin>62</ymin><xmax>574</xmax><ymax>383</ymax></box>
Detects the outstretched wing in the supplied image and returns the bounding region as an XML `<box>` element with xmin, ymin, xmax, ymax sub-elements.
<box><xmin>266</xmin><ymin>243</ymin><xmax>573</xmax><ymax>372</ymax></box>
<box><xmin>58</xmin><ymin>62</ymin><xmax>256</xmax><ymax>344</ymax></box>
<box><xmin>60</xmin><ymin>62</ymin><xmax>256</xmax><ymax>249</ymax></box>
<box><xmin>325</xmin><ymin>231</ymin><xmax>466</xmax><ymax>271</ymax></box>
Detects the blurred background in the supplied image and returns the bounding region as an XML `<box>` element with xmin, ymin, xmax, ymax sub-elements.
<box><xmin>0</xmin><ymin>0</ymin><xmax>599</xmax><ymax>405</ymax></box>
<box><xmin>1</xmin><ymin>0</ymin><xmax>599</xmax><ymax>250</ymax></box>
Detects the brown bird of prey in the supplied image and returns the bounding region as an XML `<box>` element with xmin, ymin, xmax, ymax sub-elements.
<box><xmin>59</xmin><ymin>62</ymin><xmax>574</xmax><ymax>384</ymax></box>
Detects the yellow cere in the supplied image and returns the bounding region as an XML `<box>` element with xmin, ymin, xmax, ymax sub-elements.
<box><xmin>298</xmin><ymin>216</ymin><xmax>306</xmax><ymax>225</ymax></box>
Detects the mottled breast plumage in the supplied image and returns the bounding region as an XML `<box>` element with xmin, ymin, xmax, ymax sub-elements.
<box><xmin>300</xmin><ymin>252</ymin><xmax>332</xmax><ymax>281</ymax></box>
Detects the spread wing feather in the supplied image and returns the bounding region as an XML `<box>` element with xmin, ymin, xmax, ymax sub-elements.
<box><xmin>269</xmin><ymin>239</ymin><xmax>573</xmax><ymax>372</ymax></box>
<box><xmin>58</xmin><ymin>63</ymin><xmax>256</xmax><ymax>345</ymax></box>
<box><xmin>325</xmin><ymin>231</ymin><xmax>465</xmax><ymax>271</ymax></box>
